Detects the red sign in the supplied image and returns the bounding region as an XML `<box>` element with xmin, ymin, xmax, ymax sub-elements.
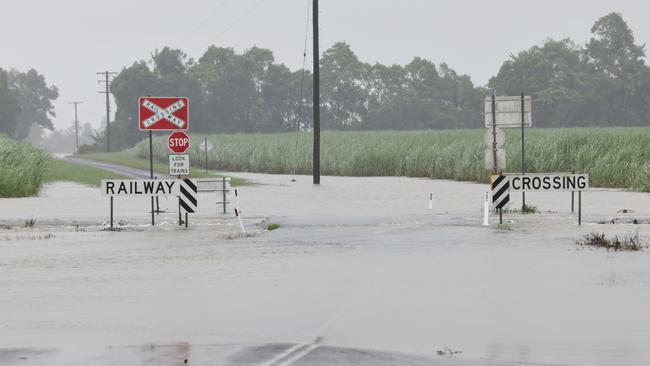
<box><xmin>139</xmin><ymin>97</ymin><xmax>189</xmax><ymax>131</ymax></box>
<box><xmin>168</xmin><ymin>131</ymin><xmax>190</xmax><ymax>154</ymax></box>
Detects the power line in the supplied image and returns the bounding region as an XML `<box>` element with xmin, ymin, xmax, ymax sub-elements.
<box><xmin>212</xmin><ymin>0</ymin><xmax>269</xmax><ymax>40</ymax></box>
<box><xmin>68</xmin><ymin>101</ymin><xmax>83</xmax><ymax>154</ymax></box>
<box><xmin>177</xmin><ymin>0</ymin><xmax>229</xmax><ymax>45</ymax></box>
<box><xmin>97</xmin><ymin>71</ymin><xmax>117</xmax><ymax>152</ymax></box>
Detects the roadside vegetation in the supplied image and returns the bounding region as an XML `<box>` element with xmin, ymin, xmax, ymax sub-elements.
<box><xmin>0</xmin><ymin>135</ymin><xmax>50</xmax><ymax>197</ymax></box>
<box><xmin>133</xmin><ymin>127</ymin><xmax>650</xmax><ymax>191</ymax></box>
<box><xmin>43</xmin><ymin>159</ymin><xmax>128</xmax><ymax>187</ymax></box>
<box><xmin>576</xmin><ymin>232</ymin><xmax>647</xmax><ymax>251</ymax></box>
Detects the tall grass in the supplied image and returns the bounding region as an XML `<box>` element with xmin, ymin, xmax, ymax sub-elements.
<box><xmin>135</xmin><ymin>128</ymin><xmax>650</xmax><ymax>191</ymax></box>
<box><xmin>0</xmin><ymin>135</ymin><xmax>51</xmax><ymax>197</ymax></box>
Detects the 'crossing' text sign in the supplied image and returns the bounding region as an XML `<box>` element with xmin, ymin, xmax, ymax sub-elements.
<box><xmin>507</xmin><ymin>173</ymin><xmax>589</xmax><ymax>192</ymax></box>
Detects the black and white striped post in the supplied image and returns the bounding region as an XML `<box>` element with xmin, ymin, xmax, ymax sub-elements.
<box><xmin>490</xmin><ymin>174</ymin><xmax>510</xmax><ymax>224</ymax></box>
<box><xmin>179</xmin><ymin>178</ymin><xmax>198</xmax><ymax>228</ymax></box>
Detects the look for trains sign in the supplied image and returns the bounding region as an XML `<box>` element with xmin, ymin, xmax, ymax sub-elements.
<box><xmin>138</xmin><ymin>97</ymin><xmax>189</xmax><ymax>131</ymax></box>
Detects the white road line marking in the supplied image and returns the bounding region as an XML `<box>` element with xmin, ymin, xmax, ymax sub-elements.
<box><xmin>274</xmin><ymin>342</ymin><xmax>320</xmax><ymax>366</ymax></box>
<box><xmin>257</xmin><ymin>305</ymin><xmax>348</xmax><ymax>366</ymax></box>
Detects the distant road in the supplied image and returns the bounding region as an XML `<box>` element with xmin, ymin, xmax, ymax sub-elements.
<box><xmin>60</xmin><ymin>157</ymin><xmax>170</xmax><ymax>179</ymax></box>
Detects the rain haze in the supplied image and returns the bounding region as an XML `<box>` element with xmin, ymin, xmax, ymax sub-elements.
<box><xmin>3</xmin><ymin>1</ymin><xmax>650</xmax><ymax>366</ymax></box>
<box><xmin>1</xmin><ymin>0</ymin><xmax>650</xmax><ymax>129</ymax></box>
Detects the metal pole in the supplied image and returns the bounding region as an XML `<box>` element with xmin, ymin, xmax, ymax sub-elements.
<box><xmin>149</xmin><ymin>131</ymin><xmax>154</xmax><ymax>226</ymax></box>
<box><xmin>578</xmin><ymin>191</ymin><xmax>582</xmax><ymax>225</ymax></box>
<box><xmin>499</xmin><ymin>207</ymin><xmax>503</xmax><ymax>225</ymax></box>
<box><xmin>110</xmin><ymin>196</ymin><xmax>114</xmax><ymax>229</ymax></box>
<box><xmin>571</xmin><ymin>169</ymin><xmax>575</xmax><ymax>213</ymax></box>
<box><xmin>312</xmin><ymin>0</ymin><xmax>320</xmax><ymax>184</ymax></box>
<box><xmin>178</xmin><ymin>198</ymin><xmax>182</xmax><ymax>226</ymax></box>
<box><xmin>97</xmin><ymin>71</ymin><xmax>115</xmax><ymax>152</ymax></box>
<box><xmin>491</xmin><ymin>94</ymin><xmax>497</xmax><ymax>175</ymax></box>
<box><xmin>204</xmin><ymin>136</ymin><xmax>208</xmax><ymax>175</ymax></box>
<box><xmin>521</xmin><ymin>93</ymin><xmax>526</xmax><ymax>211</ymax></box>
<box><xmin>105</xmin><ymin>71</ymin><xmax>111</xmax><ymax>152</ymax></box>
<box><xmin>185</xmin><ymin>212</ymin><xmax>188</xmax><ymax>228</ymax></box>
<box><xmin>69</xmin><ymin>102</ymin><xmax>83</xmax><ymax>154</ymax></box>
<box><xmin>74</xmin><ymin>103</ymin><xmax>79</xmax><ymax>153</ymax></box>
<box><xmin>222</xmin><ymin>177</ymin><xmax>227</xmax><ymax>214</ymax></box>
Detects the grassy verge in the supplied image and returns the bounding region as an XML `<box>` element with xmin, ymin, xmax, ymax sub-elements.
<box><xmin>43</xmin><ymin>159</ymin><xmax>129</xmax><ymax>187</ymax></box>
<box><xmin>75</xmin><ymin>150</ymin><xmax>249</xmax><ymax>186</ymax></box>
<box><xmin>130</xmin><ymin>127</ymin><xmax>650</xmax><ymax>192</ymax></box>
<box><xmin>0</xmin><ymin>135</ymin><xmax>50</xmax><ymax>197</ymax></box>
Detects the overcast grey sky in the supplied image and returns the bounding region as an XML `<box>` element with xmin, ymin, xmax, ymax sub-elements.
<box><xmin>2</xmin><ymin>0</ymin><xmax>649</xmax><ymax>130</ymax></box>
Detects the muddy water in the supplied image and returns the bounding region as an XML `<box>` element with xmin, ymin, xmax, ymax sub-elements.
<box><xmin>1</xmin><ymin>175</ymin><xmax>650</xmax><ymax>365</ymax></box>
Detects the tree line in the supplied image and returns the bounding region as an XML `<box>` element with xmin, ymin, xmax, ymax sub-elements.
<box><xmin>105</xmin><ymin>42</ymin><xmax>485</xmax><ymax>149</ymax></box>
<box><xmin>0</xmin><ymin>68</ymin><xmax>58</xmax><ymax>140</ymax></box>
<box><xmin>1</xmin><ymin>12</ymin><xmax>648</xmax><ymax>151</ymax></box>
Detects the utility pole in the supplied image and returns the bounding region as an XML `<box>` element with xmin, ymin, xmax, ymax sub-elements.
<box><xmin>312</xmin><ymin>0</ymin><xmax>320</xmax><ymax>184</ymax></box>
<box><xmin>97</xmin><ymin>71</ymin><xmax>117</xmax><ymax>152</ymax></box>
<box><xmin>68</xmin><ymin>101</ymin><xmax>83</xmax><ymax>154</ymax></box>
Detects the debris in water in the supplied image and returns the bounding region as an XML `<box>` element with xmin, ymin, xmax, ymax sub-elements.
<box><xmin>576</xmin><ymin>231</ymin><xmax>647</xmax><ymax>251</ymax></box>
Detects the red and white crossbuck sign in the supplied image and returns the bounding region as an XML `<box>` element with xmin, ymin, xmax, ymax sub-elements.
<box><xmin>138</xmin><ymin>97</ymin><xmax>189</xmax><ymax>131</ymax></box>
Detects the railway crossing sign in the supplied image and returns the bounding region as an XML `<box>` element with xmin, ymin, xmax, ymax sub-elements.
<box><xmin>139</xmin><ymin>97</ymin><xmax>189</xmax><ymax>131</ymax></box>
<box><xmin>169</xmin><ymin>154</ymin><xmax>190</xmax><ymax>176</ymax></box>
<box><xmin>102</xmin><ymin>179</ymin><xmax>180</xmax><ymax>196</ymax></box>
<box><xmin>168</xmin><ymin>131</ymin><xmax>190</xmax><ymax>154</ymax></box>
<box><xmin>487</xmin><ymin>173</ymin><xmax>588</xmax><ymax>225</ymax></box>
<box><xmin>507</xmin><ymin>173</ymin><xmax>589</xmax><ymax>192</ymax></box>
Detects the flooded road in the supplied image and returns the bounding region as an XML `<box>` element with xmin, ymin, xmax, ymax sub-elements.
<box><xmin>1</xmin><ymin>173</ymin><xmax>650</xmax><ymax>365</ymax></box>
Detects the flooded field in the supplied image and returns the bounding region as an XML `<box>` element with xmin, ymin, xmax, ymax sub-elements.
<box><xmin>1</xmin><ymin>174</ymin><xmax>650</xmax><ymax>365</ymax></box>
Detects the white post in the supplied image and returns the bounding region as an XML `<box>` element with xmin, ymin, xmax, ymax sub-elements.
<box><xmin>234</xmin><ymin>187</ymin><xmax>246</xmax><ymax>234</ymax></box>
<box><xmin>428</xmin><ymin>192</ymin><xmax>433</xmax><ymax>210</ymax></box>
<box><xmin>482</xmin><ymin>191</ymin><xmax>490</xmax><ymax>226</ymax></box>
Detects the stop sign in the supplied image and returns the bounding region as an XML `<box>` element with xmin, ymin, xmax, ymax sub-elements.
<box><xmin>168</xmin><ymin>131</ymin><xmax>190</xmax><ymax>154</ymax></box>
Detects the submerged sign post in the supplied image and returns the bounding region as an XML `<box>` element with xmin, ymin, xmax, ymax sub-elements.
<box><xmin>102</xmin><ymin>178</ymin><xmax>198</xmax><ymax>228</ymax></box>
<box><xmin>488</xmin><ymin>173</ymin><xmax>589</xmax><ymax>225</ymax></box>
<box><xmin>138</xmin><ymin>96</ymin><xmax>190</xmax><ymax>226</ymax></box>
<box><xmin>485</xmin><ymin>94</ymin><xmax>532</xmax><ymax>210</ymax></box>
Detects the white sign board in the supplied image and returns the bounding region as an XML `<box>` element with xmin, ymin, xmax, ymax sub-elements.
<box><xmin>169</xmin><ymin>154</ymin><xmax>190</xmax><ymax>176</ymax></box>
<box><xmin>485</xmin><ymin>96</ymin><xmax>532</xmax><ymax>128</ymax></box>
<box><xmin>484</xmin><ymin>148</ymin><xmax>506</xmax><ymax>170</ymax></box>
<box><xmin>484</xmin><ymin>127</ymin><xmax>505</xmax><ymax>148</ymax></box>
<box><xmin>199</xmin><ymin>140</ymin><xmax>214</xmax><ymax>152</ymax></box>
<box><xmin>101</xmin><ymin>179</ymin><xmax>180</xmax><ymax>196</ymax></box>
<box><xmin>507</xmin><ymin>173</ymin><xmax>589</xmax><ymax>192</ymax></box>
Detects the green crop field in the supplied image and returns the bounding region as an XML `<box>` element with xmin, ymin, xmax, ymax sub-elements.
<box><xmin>0</xmin><ymin>135</ymin><xmax>50</xmax><ymax>197</ymax></box>
<box><xmin>131</xmin><ymin>128</ymin><xmax>650</xmax><ymax>191</ymax></box>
